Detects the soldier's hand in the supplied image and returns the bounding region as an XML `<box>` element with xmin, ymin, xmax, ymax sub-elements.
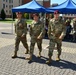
<box><xmin>59</xmin><ymin>36</ymin><xmax>63</xmax><ymax>40</ymax></box>
<box><xmin>21</xmin><ymin>34</ymin><xmax>25</xmax><ymax>38</ymax></box>
<box><xmin>37</xmin><ymin>36</ymin><xmax>41</xmax><ymax>39</ymax></box>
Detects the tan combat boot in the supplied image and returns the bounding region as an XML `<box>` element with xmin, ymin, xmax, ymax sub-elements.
<box><xmin>12</xmin><ymin>51</ymin><xmax>17</xmax><ymax>58</ymax></box>
<box><xmin>56</xmin><ymin>55</ymin><xmax>60</xmax><ymax>61</ymax></box>
<box><xmin>26</xmin><ymin>54</ymin><xmax>32</xmax><ymax>61</ymax></box>
<box><xmin>46</xmin><ymin>56</ymin><xmax>51</xmax><ymax>64</ymax></box>
<box><xmin>37</xmin><ymin>51</ymin><xmax>41</xmax><ymax>58</ymax></box>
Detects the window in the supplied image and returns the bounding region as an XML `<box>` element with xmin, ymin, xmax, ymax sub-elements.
<box><xmin>9</xmin><ymin>10</ymin><xmax>11</xmax><ymax>14</ymax></box>
<box><xmin>12</xmin><ymin>5</ymin><xmax>13</xmax><ymax>7</ymax></box>
<box><xmin>6</xmin><ymin>5</ymin><xmax>8</xmax><ymax>8</ymax></box>
<box><xmin>9</xmin><ymin>0</ymin><xmax>13</xmax><ymax>3</ymax></box>
<box><xmin>3</xmin><ymin>4</ymin><xmax>5</xmax><ymax>8</ymax></box>
<box><xmin>3</xmin><ymin>0</ymin><xmax>5</xmax><ymax>1</ymax></box>
<box><xmin>9</xmin><ymin>5</ymin><xmax>13</xmax><ymax>8</ymax></box>
<box><xmin>6</xmin><ymin>0</ymin><xmax>8</xmax><ymax>2</ymax></box>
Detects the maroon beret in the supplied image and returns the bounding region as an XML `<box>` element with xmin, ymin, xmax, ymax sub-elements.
<box><xmin>54</xmin><ymin>10</ymin><xmax>59</xmax><ymax>14</ymax></box>
<box><xmin>16</xmin><ymin>12</ymin><xmax>22</xmax><ymax>14</ymax></box>
<box><xmin>33</xmin><ymin>13</ymin><xmax>39</xmax><ymax>17</ymax></box>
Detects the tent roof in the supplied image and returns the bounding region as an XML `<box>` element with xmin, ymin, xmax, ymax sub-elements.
<box><xmin>12</xmin><ymin>0</ymin><xmax>53</xmax><ymax>13</ymax></box>
<box><xmin>48</xmin><ymin>0</ymin><xmax>76</xmax><ymax>14</ymax></box>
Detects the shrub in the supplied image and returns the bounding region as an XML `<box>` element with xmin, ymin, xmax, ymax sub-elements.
<box><xmin>13</xmin><ymin>12</ymin><xmax>16</xmax><ymax>20</ymax></box>
<box><xmin>24</xmin><ymin>13</ymin><xmax>29</xmax><ymax>19</ymax></box>
<box><xmin>1</xmin><ymin>9</ymin><xmax>6</xmax><ymax>20</ymax></box>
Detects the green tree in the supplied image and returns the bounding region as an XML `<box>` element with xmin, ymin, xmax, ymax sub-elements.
<box><xmin>24</xmin><ymin>13</ymin><xmax>29</xmax><ymax>19</ymax></box>
<box><xmin>1</xmin><ymin>9</ymin><xmax>6</xmax><ymax>20</ymax></box>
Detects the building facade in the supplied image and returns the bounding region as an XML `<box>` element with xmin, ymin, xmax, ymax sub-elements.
<box><xmin>0</xmin><ymin>0</ymin><xmax>50</xmax><ymax>17</ymax></box>
<box><xmin>23</xmin><ymin>0</ymin><xmax>50</xmax><ymax>7</ymax></box>
<box><xmin>0</xmin><ymin>0</ymin><xmax>22</xmax><ymax>17</ymax></box>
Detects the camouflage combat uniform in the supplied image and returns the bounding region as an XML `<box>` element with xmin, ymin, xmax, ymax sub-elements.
<box><xmin>48</xmin><ymin>18</ymin><xmax>66</xmax><ymax>58</ymax></box>
<box><xmin>73</xmin><ymin>18</ymin><xmax>76</xmax><ymax>41</ymax></box>
<box><xmin>14</xmin><ymin>19</ymin><xmax>29</xmax><ymax>55</ymax></box>
<box><xmin>29</xmin><ymin>20</ymin><xmax>44</xmax><ymax>57</ymax></box>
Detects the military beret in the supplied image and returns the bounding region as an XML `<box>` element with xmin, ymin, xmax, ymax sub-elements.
<box><xmin>54</xmin><ymin>10</ymin><xmax>60</xmax><ymax>14</ymax></box>
<box><xmin>16</xmin><ymin>12</ymin><xmax>22</xmax><ymax>14</ymax></box>
<box><xmin>33</xmin><ymin>13</ymin><xmax>39</xmax><ymax>17</ymax></box>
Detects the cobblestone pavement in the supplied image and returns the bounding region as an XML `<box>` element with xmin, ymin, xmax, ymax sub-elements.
<box><xmin>0</xmin><ymin>23</ymin><xmax>76</xmax><ymax>75</ymax></box>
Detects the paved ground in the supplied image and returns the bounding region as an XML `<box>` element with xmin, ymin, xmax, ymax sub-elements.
<box><xmin>0</xmin><ymin>22</ymin><xmax>76</xmax><ymax>75</ymax></box>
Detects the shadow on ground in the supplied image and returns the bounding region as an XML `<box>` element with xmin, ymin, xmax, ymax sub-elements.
<box><xmin>1</xmin><ymin>43</ymin><xmax>76</xmax><ymax>71</ymax></box>
<box><xmin>25</xmin><ymin>55</ymin><xmax>48</xmax><ymax>64</ymax></box>
<box><xmin>49</xmin><ymin>59</ymin><xmax>76</xmax><ymax>71</ymax></box>
<box><xmin>23</xmin><ymin>55</ymin><xmax>76</xmax><ymax>71</ymax></box>
<box><xmin>1</xmin><ymin>32</ymin><xmax>13</xmax><ymax>35</ymax></box>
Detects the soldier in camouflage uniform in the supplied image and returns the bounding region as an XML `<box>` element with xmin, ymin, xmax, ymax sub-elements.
<box><xmin>73</xmin><ymin>18</ymin><xmax>76</xmax><ymax>41</ymax></box>
<box><xmin>46</xmin><ymin>10</ymin><xmax>66</xmax><ymax>64</ymax></box>
<box><xmin>26</xmin><ymin>13</ymin><xmax>44</xmax><ymax>61</ymax></box>
<box><xmin>12</xmin><ymin>12</ymin><xmax>29</xmax><ymax>58</ymax></box>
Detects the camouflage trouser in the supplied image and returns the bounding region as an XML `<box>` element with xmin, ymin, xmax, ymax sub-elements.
<box><xmin>30</xmin><ymin>38</ymin><xmax>42</xmax><ymax>55</ymax></box>
<box><xmin>48</xmin><ymin>38</ymin><xmax>62</xmax><ymax>57</ymax></box>
<box><xmin>73</xmin><ymin>32</ymin><xmax>76</xmax><ymax>41</ymax></box>
<box><xmin>15</xmin><ymin>36</ymin><xmax>29</xmax><ymax>51</ymax></box>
